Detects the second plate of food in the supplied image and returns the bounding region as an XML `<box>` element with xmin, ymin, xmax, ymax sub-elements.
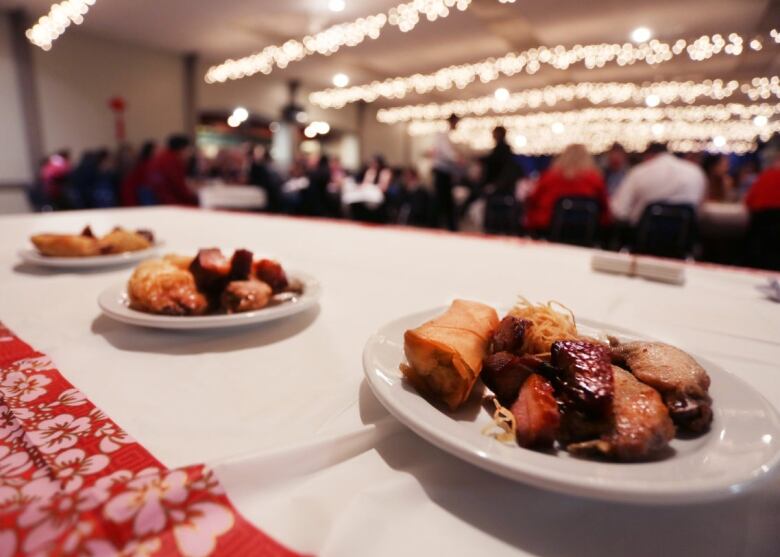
<box><xmin>21</xmin><ymin>226</ymin><xmax>162</xmax><ymax>269</ymax></box>
<box><xmin>363</xmin><ymin>300</ymin><xmax>780</xmax><ymax>505</ymax></box>
<box><xmin>98</xmin><ymin>248</ymin><xmax>321</xmax><ymax>330</ymax></box>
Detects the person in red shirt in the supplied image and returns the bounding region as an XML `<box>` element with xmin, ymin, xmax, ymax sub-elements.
<box><xmin>745</xmin><ymin>155</ymin><xmax>780</xmax><ymax>212</ymax></box>
<box><xmin>119</xmin><ymin>141</ymin><xmax>156</xmax><ymax>206</ymax></box>
<box><xmin>147</xmin><ymin>135</ymin><xmax>198</xmax><ymax>206</ymax></box>
<box><xmin>525</xmin><ymin>143</ymin><xmax>611</xmax><ymax>231</ymax></box>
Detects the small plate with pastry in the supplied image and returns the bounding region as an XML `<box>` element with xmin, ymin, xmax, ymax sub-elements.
<box><xmin>98</xmin><ymin>247</ymin><xmax>320</xmax><ymax>330</ymax></box>
<box><xmin>363</xmin><ymin>298</ymin><xmax>780</xmax><ymax>504</ymax></box>
<box><xmin>20</xmin><ymin>226</ymin><xmax>161</xmax><ymax>268</ymax></box>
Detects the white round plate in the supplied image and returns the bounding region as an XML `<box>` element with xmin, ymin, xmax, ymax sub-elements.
<box><xmin>19</xmin><ymin>244</ymin><xmax>162</xmax><ymax>269</ymax></box>
<box><xmin>363</xmin><ymin>306</ymin><xmax>780</xmax><ymax>505</ymax></box>
<box><xmin>98</xmin><ymin>271</ymin><xmax>320</xmax><ymax>330</ymax></box>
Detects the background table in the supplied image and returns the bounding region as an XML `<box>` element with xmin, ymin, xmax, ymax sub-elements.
<box><xmin>2</xmin><ymin>207</ymin><xmax>779</xmax><ymax>556</ymax></box>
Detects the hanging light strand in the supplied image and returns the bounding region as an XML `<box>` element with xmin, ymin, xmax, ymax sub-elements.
<box><xmin>406</xmin><ymin>102</ymin><xmax>780</xmax><ymax>155</ymax></box>
<box><xmin>205</xmin><ymin>0</ymin><xmax>474</xmax><ymax>84</ymax></box>
<box><xmin>26</xmin><ymin>0</ymin><xmax>97</xmax><ymax>51</ymax></box>
<box><xmin>376</xmin><ymin>76</ymin><xmax>779</xmax><ymax>123</ymax></box>
<box><xmin>310</xmin><ymin>30</ymin><xmax>778</xmax><ymax>108</ymax></box>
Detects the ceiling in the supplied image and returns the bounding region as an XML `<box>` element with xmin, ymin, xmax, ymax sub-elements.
<box><xmin>2</xmin><ymin>0</ymin><xmax>778</xmax><ymax>108</ymax></box>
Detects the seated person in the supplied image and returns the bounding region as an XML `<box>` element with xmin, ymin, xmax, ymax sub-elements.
<box><xmin>611</xmin><ymin>142</ymin><xmax>706</xmax><ymax>225</ymax></box>
<box><xmin>147</xmin><ymin>135</ymin><xmax>198</xmax><ymax>206</ymax></box>
<box><xmin>745</xmin><ymin>155</ymin><xmax>780</xmax><ymax>212</ymax></box>
<box><xmin>525</xmin><ymin>144</ymin><xmax>610</xmax><ymax>232</ymax></box>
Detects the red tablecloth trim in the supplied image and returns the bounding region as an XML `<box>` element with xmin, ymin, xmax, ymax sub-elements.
<box><xmin>0</xmin><ymin>324</ymin><xmax>302</xmax><ymax>557</ymax></box>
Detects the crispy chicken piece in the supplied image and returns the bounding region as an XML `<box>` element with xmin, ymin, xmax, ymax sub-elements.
<box><xmin>189</xmin><ymin>249</ymin><xmax>231</xmax><ymax>293</ymax></box>
<box><xmin>31</xmin><ymin>234</ymin><xmax>101</xmax><ymax>257</ymax></box>
<box><xmin>491</xmin><ymin>316</ymin><xmax>529</xmax><ymax>355</ymax></box>
<box><xmin>254</xmin><ymin>259</ymin><xmax>289</xmax><ymax>293</ymax></box>
<box><xmin>551</xmin><ymin>340</ymin><xmax>614</xmax><ymax>418</ymax></box>
<box><xmin>511</xmin><ymin>374</ymin><xmax>561</xmax><ymax>449</ymax></box>
<box><xmin>163</xmin><ymin>254</ymin><xmax>194</xmax><ymax>270</ymax></box>
<box><xmin>128</xmin><ymin>259</ymin><xmax>208</xmax><ymax>316</ymax></box>
<box><xmin>610</xmin><ymin>339</ymin><xmax>712</xmax><ymax>433</ymax></box>
<box><xmin>98</xmin><ymin>228</ymin><xmax>152</xmax><ymax>254</ymax></box>
<box><xmin>481</xmin><ymin>352</ymin><xmax>540</xmax><ymax>406</ymax></box>
<box><xmin>221</xmin><ymin>280</ymin><xmax>272</xmax><ymax>314</ymax></box>
<box><xmin>568</xmin><ymin>367</ymin><xmax>675</xmax><ymax>461</ymax></box>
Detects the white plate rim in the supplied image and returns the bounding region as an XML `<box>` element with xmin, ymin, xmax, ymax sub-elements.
<box><xmin>363</xmin><ymin>306</ymin><xmax>780</xmax><ymax>505</ymax></box>
<box><xmin>98</xmin><ymin>270</ymin><xmax>321</xmax><ymax>330</ymax></box>
<box><xmin>19</xmin><ymin>243</ymin><xmax>163</xmax><ymax>268</ymax></box>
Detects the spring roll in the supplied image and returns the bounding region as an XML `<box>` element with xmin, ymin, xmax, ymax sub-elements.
<box><xmin>403</xmin><ymin>300</ymin><xmax>499</xmax><ymax>410</ymax></box>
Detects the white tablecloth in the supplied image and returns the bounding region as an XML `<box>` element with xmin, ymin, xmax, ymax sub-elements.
<box><xmin>2</xmin><ymin>207</ymin><xmax>780</xmax><ymax>556</ymax></box>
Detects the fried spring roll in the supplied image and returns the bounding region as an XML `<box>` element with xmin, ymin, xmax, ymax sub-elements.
<box><xmin>403</xmin><ymin>300</ymin><xmax>499</xmax><ymax>410</ymax></box>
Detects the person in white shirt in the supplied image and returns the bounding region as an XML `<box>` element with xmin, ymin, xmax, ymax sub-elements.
<box><xmin>431</xmin><ymin>114</ymin><xmax>461</xmax><ymax>230</ymax></box>
<box><xmin>611</xmin><ymin>143</ymin><xmax>707</xmax><ymax>225</ymax></box>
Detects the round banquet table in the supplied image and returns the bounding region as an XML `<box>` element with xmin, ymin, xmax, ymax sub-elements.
<box><xmin>198</xmin><ymin>183</ymin><xmax>268</xmax><ymax>211</ymax></box>
<box><xmin>3</xmin><ymin>207</ymin><xmax>780</xmax><ymax>557</ymax></box>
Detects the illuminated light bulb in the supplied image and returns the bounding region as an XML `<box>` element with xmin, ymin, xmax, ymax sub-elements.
<box><xmin>712</xmin><ymin>135</ymin><xmax>727</xmax><ymax>148</ymax></box>
<box><xmin>753</xmin><ymin>114</ymin><xmax>768</xmax><ymax>127</ymax></box>
<box><xmin>645</xmin><ymin>94</ymin><xmax>661</xmax><ymax>107</ymax></box>
<box><xmin>232</xmin><ymin>107</ymin><xmax>249</xmax><ymax>122</ymax></box>
<box><xmin>551</xmin><ymin>122</ymin><xmax>565</xmax><ymax>134</ymax></box>
<box><xmin>652</xmin><ymin>123</ymin><xmax>665</xmax><ymax>136</ymax></box>
<box><xmin>304</xmin><ymin>126</ymin><xmax>318</xmax><ymax>138</ymax></box>
<box><xmin>329</xmin><ymin>0</ymin><xmax>346</xmax><ymax>12</ymax></box>
<box><xmin>494</xmin><ymin>87</ymin><xmax>510</xmax><ymax>101</ymax></box>
<box><xmin>332</xmin><ymin>73</ymin><xmax>350</xmax><ymax>88</ymax></box>
<box><xmin>227</xmin><ymin>115</ymin><xmax>241</xmax><ymax>128</ymax></box>
<box><xmin>631</xmin><ymin>26</ymin><xmax>652</xmax><ymax>43</ymax></box>
<box><xmin>26</xmin><ymin>0</ymin><xmax>99</xmax><ymax>51</ymax></box>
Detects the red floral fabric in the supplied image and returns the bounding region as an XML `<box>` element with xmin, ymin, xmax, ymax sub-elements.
<box><xmin>0</xmin><ymin>324</ymin><xmax>302</xmax><ymax>557</ymax></box>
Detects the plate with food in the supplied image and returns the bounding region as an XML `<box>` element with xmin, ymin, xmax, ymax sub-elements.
<box><xmin>20</xmin><ymin>226</ymin><xmax>161</xmax><ymax>268</ymax></box>
<box><xmin>98</xmin><ymin>248</ymin><xmax>320</xmax><ymax>330</ymax></box>
<box><xmin>363</xmin><ymin>298</ymin><xmax>780</xmax><ymax>504</ymax></box>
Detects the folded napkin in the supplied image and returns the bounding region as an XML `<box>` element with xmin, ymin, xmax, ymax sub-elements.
<box><xmin>0</xmin><ymin>324</ymin><xmax>302</xmax><ymax>557</ymax></box>
<box><xmin>757</xmin><ymin>278</ymin><xmax>780</xmax><ymax>302</ymax></box>
<box><xmin>591</xmin><ymin>252</ymin><xmax>686</xmax><ymax>285</ymax></box>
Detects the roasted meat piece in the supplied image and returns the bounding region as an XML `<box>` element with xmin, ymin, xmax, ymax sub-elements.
<box><xmin>568</xmin><ymin>367</ymin><xmax>675</xmax><ymax>461</ymax></box>
<box><xmin>136</xmin><ymin>229</ymin><xmax>155</xmax><ymax>243</ymax></box>
<box><xmin>128</xmin><ymin>259</ymin><xmax>208</xmax><ymax>316</ymax></box>
<box><xmin>491</xmin><ymin>316</ymin><xmax>529</xmax><ymax>355</ymax></box>
<box><xmin>511</xmin><ymin>374</ymin><xmax>561</xmax><ymax>449</ymax></box>
<box><xmin>610</xmin><ymin>339</ymin><xmax>712</xmax><ymax>433</ymax></box>
<box><xmin>229</xmin><ymin>249</ymin><xmax>254</xmax><ymax>281</ymax></box>
<box><xmin>481</xmin><ymin>352</ymin><xmax>541</xmax><ymax>406</ymax></box>
<box><xmin>81</xmin><ymin>225</ymin><xmax>95</xmax><ymax>238</ymax></box>
<box><xmin>221</xmin><ymin>280</ymin><xmax>272</xmax><ymax>314</ymax></box>
<box><xmin>551</xmin><ymin>340</ymin><xmax>614</xmax><ymax>417</ymax></box>
<box><xmin>190</xmin><ymin>248</ymin><xmax>231</xmax><ymax>293</ymax></box>
<box><xmin>254</xmin><ymin>259</ymin><xmax>289</xmax><ymax>293</ymax></box>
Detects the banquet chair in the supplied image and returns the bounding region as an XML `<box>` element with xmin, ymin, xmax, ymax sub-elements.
<box><xmin>549</xmin><ymin>196</ymin><xmax>601</xmax><ymax>247</ymax></box>
<box><xmin>746</xmin><ymin>209</ymin><xmax>780</xmax><ymax>270</ymax></box>
<box><xmin>633</xmin><ymin>203</ymin><xmax>696</xmax><ymax>259</ymax></box>
<box><xmin>483</xmin><ymin>194</ymin><xmax>522</xmax><ymax>236</ymax></box>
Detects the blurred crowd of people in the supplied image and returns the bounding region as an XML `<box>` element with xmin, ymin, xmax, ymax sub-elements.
<box><xmin>33</xmin><ymin>125</ymin><xmax>780</xmax><ymax>256</ymax></box>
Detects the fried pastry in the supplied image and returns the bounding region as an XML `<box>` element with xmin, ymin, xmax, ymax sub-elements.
<box><xmin>403</xmin><ymin>300</ymin><xmax>499</xmax><ymax>410</ymax></box>
<box><xmin>31</xmin><ymin>234</ymin><xmax>100</xmax><ymax>257</ymax></box>
<box><xmin>98</xmin><ymin>228</ymin><xmax>152</xmax><ymax>254</ymax></box>
<box><xmin>610</xmin><ymin>339</ymin><xmax>712</xmax><ymax>433</ymax></box>
<box><xmin>128</xmin><ymin>259</ymin><xmax>208</xmax><ymax>316</ymax></box>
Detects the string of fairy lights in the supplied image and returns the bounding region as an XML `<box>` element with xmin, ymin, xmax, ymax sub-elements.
<box><xmin>406</xmin><ymin>103</ymin><xmax>780</xmax><ymax>155</ymax></box>
<box><xmin>375</xmin><ymin>77</ymin><xmax>780</xmax><ymax>123</ymax></box>
<box><xmin>26</xmin><ymin>0</ymin><xmax>97</xmax><ymax>51</ymax></box>
<box><xmin>205</xmin><ymin>0</ymin><xmax>474</xmax><ymax>84</ymax></box>
<box><xmin>310</xmin><ymin>30</ymin><xmax>779</xmax><ymax>108</ymax></box>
